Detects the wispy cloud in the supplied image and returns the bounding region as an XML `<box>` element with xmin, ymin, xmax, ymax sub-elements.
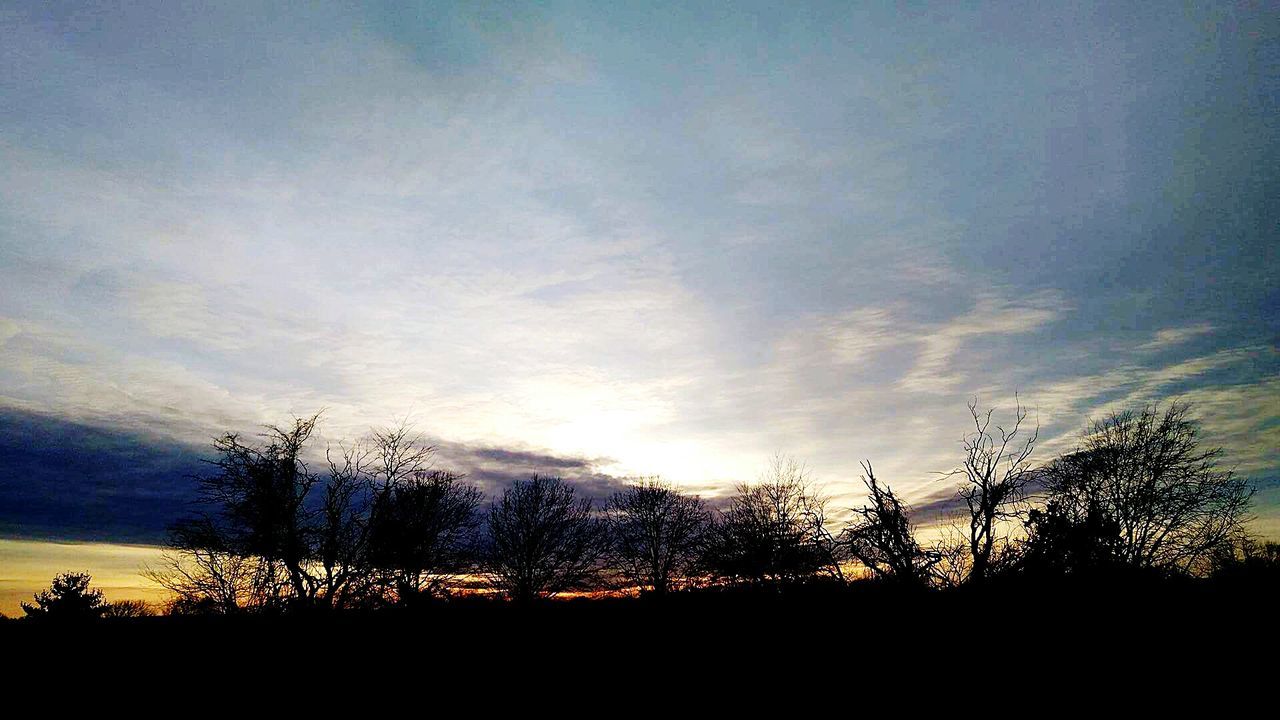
<box><xmin>1138</xmin><ymin>323</ymin><xmax>1216</xmax><ymax>352</ymax></box>
<box><xmin>897</xmin><ymin>290</ymin><xmax>1065</xmax><ymax>394</ymax></box>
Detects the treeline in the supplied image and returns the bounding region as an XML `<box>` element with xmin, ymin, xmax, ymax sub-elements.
<box><xmin>11</xmin><ymin>400</ymin><xmax>1277</xmax><ymax>620</ymax></box>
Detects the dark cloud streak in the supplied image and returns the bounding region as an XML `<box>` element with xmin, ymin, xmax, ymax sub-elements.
<box><xmin>0</xmin><ymin>407</ymin><xmax>634</xmax><ymax>544</ymax></box>
<box><xmin>434</xmin><ymin>440</ymin><xmax>632</xmax><ymax>504</ymax></box>
<box><xmin>0</xmin><ymin>407</ymin><xmax>204</xmax><ymax>543</ymax></box>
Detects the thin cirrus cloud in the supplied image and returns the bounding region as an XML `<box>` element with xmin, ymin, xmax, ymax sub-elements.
<box><xmin>0</xmin><ymin>1</ymin><xmax>1276</xmax><ymax>546</ymax></box>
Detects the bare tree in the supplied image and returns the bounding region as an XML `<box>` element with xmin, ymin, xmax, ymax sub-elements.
<box><xmin>1041</xmin><ymin>402</ymin><xmax>1252</xmax><ymax>575</ymax></box>
<box><xmin>161</xmin><ymin>415</ymin><xmax>483</xmax><ymax>612</ymax></box>
<box><xmin>145</xmin><ymin>518</ymin><xmax>286</xmax><ymax>614</ymax></box>
<box><xmin>361</xmin><ymin>424</ymin><xmax>482</xmax><ymax>602</ymax></box>
<box><xmin>605</xmin><ymin>477</ymin><xmax>710</xmax><ymax>595</ymax></box>
<box><xmin>102</xmin><ymin>600</ymin><xmax>155</xmax><ymax>618</ymax></box>
<box><xmin>316</xmin><ymin>439</ymin><xmax>377</xmax><ymax>607</ymax></box>
<box><xmin>948</xmin><ymin>397</ymin><xmax>1038</xmax><ymax>583</ymax></box>
<box><xmin>313</xmin><ymin>422</ymin><xmax>484</xmax><ymax>604</ymax></box>
<box><xmin>703</xmin><ymin>455</ymin><xmax>842</xmax><ymax>586</ymax></box>
<box><xmin>842</xmin><ymin>461</ymin><xmax>938</xmax><ymax>587</ymax></box>
<box><xmin>367</xmin><ymin>469</ymin><xmax>482</xmax><ymax>601</ymax></box>
<box><xmin>927</xmin><ymin>528</ymin><xmax>973</xmax><ymax>589</ymax></box>
<box><xmin>483</xmin><ymin>475</ymin><xmax>608</xmax><ymax>602</ymax></box>
<box><xmin>189</xmin><ymin>412</ymin><xmax>325</xmax><ymax>605</ymax></box>
<box><xmin>369</xmin><ymin>422</ymin><xmax>436</xmax><ymax>488</ymax></box>
<box><xmin>158</xmin><ymin>423</ymin><xmax>374</xmax><ymax>613</ymax></box>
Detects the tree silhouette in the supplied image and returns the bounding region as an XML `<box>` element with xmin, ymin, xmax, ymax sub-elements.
<box><xmin>144</xmin><ymin>524</ymin><xmax>282</xmax><ymax>614</ymax></box>
<box><xmin>21</xmin><ymin>572</ymin><xmax>107</xmax><ymax>621</ymax></box>
<box><xmin>321</xmin><ymin>423</ymin><xmax>485</xmax><ymax>605</ymax></box>
<box><xmin>115</xmin><ymin>400</ymin><xmax>1265</xmax><ymax>614</ymax></box>
<box><xmin>1041</xmin><ymin>402</ymin><xmax>1252</xmax><ymax>575</ymax></box>
<box><xmin>947</xmin><ymin>397</ymin><xmax>1038</xmax><ymax>583</ymax></box>
<box><xmin>842</xmin><ymin>461</ymin><xmax>938</xmax><ymax>587</ymax></box>
<box><xmin>155</xmin><ymin>413</ymin><xmax>334</xmax><ymax>610</ymax></box>
<box><xmin>367</xmin><ymin>469</ymin><xmax>482</xmax><ymax>602</ymax></box>
<box><xmin>102</xmin><ymin>599</ymin><xmax>155</xmax><ymax>618</ymax></box>
<box><xmin>364</xmin><ymin>424</ymin><xmax>483</xmax><ymax>602</ymax></box>
<box><xmin>1020</xmin><ymin>499</ymin><xmax>1123</xmax><ymax>577</ymax></box>
<box><xmin>605</xmin><ymin>477</ymin><xmax>710</xmax><ymax>595</ymax></box>
<box><xmin>483</xmin><ymin>475</ymin><xmax>608</xmax><ymax>602</ymax></box>
<box><xmin>157</xmin><ymin>415</ymin><xmax>482</xmax><ymax>611</ymax></box>
<box><xmin>1209</xmin><ymin>536</ymin><xmax>1280</xmax><ymax>589</ymax></box>
<box><xmin>194</xmin><ymin>413</ymin><xmax>326</xmax><ymax>605</ymax></box>
<box><xmin>703</xmin><ymin>456</ymin><xmax>840</xmax><ymax>587</ymax></box>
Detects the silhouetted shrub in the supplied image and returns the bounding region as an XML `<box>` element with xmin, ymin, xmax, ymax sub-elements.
<box><xmin>21</xmin><ymin>572</ymin><xmax>107</xmax><ymax>621</ymax></box>
<box><xmin>1019</xmin><ymin>500</ymin><xmax>1123</xmax><ymax>578</ymax></box>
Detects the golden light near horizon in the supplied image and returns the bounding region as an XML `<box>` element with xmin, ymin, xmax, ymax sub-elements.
<box><xmin>0</xmin><ymin>539</ymin><xmax>168</xmax><ymax>617</ymax></box>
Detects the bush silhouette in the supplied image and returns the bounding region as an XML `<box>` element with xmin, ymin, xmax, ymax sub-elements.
<box><xmin>21</xmin><ymin>572</ymin><xmax>108</xmax><ymax>621</ymax></box>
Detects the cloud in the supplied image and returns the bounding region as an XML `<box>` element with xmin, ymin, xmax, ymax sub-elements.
<box><xmin>0</xmin><ymin>405</ymin><xmax>635</xmax><ymax>543</ymax></box>
<box><xmin>0</xmin><ymin>314</ymin><xmax>289</xmax><ymax>446</ymax></box>
<box><xmin>897</xmin><ymin>290</ymin><xmax>1065</xmax><ymax>394</ymax></box>
<box><xmin>434</xmin><ymin>441</ymin><xmax>631</xmax><ymax>503</ymax></box>
<box><xmin>1164</xmin><ymin>379</ymin><xmax>1280</xmax><ymax>478</ymax></box>
<box><xmin>1138</xmin><ymin>323</ymin><xmax>1216</xmax><ymax>352</ymax></box>
<box><xmin>1022</xmin><ymin>345</ymin><xmax>1276</xmax><ymax>457</ymax></box>
<box><xmin>0</xmin><ymin>406</ymin><xmax>204</xmax><ymax>543</ymax></box>
<box><xmin>774</xmin><ymin>307</ymin><xmax>901</xmax><ymax>367</ymax></box>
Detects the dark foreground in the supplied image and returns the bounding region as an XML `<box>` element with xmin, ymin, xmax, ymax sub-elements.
<box><xmin>5</xmin><ymin>579</ymin><xmax>1275</xmax><ymax>677</ymax></box>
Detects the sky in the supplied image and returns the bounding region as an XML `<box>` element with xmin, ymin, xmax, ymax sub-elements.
<box><xmin>0</xmin><ymin>1</ymin><xmax>1277</xmax><ymax>610</ymax></box>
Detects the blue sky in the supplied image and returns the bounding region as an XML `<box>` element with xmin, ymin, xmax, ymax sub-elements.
<box><xmin>1</xmin><ymin>1</ymin><xmax>1277</xmax><ymax>545</ymax></box>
